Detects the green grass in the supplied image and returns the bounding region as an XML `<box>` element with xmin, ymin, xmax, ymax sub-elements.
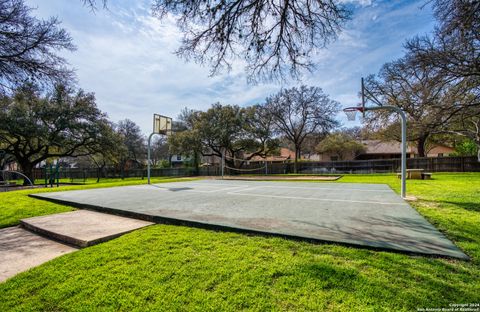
<box><xmin>0</xmin><ymin>177</ymin><xmax>197</xmax><ymax>229</ymax></box>
<box><xmin>1</xmin><ymin>173</ymin><xmax>479</xmax><ymax>311</ymax></box>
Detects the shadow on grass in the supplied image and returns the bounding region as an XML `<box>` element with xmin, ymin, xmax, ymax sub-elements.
<box><xmin>437</xmin><ymin>201</ymin><xmax>480</xmax><ymax>213</ymax></box>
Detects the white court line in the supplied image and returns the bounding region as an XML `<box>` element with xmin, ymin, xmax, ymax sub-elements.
<box><xmin>173</xmin><ymin>182</ymin><xmax>249</xmax><ymax>188</ymax></box>
<box><xmin>185</xmin><ymin>185</ymin><xmax>250</xmax><ymax>193</ymax></box>
<box><xmin>175</xmin><ymin>181</ymin><xmax>391</xmax><ymax>192</ymax></box>
<box><xmin>226</xmin><ymin>191</ymin><xmax>407</xmax><ymax>206</ymax></box>
<box><xmin>259</xmin><ymin>185</ymin><xmax>392</xmax><ymax>192</ymax></box>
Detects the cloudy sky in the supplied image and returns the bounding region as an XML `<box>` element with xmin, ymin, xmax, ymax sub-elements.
<box><xmin>26</xmin><ymin>0</ymin><xmax>436</xmax><ymax>134</ymax></box>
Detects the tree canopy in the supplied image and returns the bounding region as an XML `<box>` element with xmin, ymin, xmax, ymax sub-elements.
<box><xmin>169</xmin><ymin>103</ymin><xmax>279</xmax><ymax>170</ymax></box>
<box><xmin>0</xmin><ymin>83</ymin><xmax>114</xmax><ymax>182</ymax></box>
<box><xmin>316</xmin><ymin>132</ymin><xmax>365</xmax><ymax>161</ymax></box>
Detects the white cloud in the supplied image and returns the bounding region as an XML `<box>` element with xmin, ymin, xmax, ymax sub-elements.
<box><xmin>25</xmin><ymin>0</ymin><xmax>435</xmax><ymax>133</ymax></box>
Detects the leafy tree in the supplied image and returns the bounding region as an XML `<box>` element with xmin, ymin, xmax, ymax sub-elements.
<box><xmin>83</xmin><ymin>0</ymin><xmax>350</xmax><ymax>82</ymax></box>
<box><xmin>115</xmin><ymin>119</ymin><xmax>146</xmax><ymax>171</ymax></box>
<box><xmin>0</xmin><ymin>149</ymin><xmax>15</xmax><ymax>170</ymax></box>
<box><xmin>265</xmin><ymin>85</ymin><xmax>339</xmax><ymax>172</ymax></box>
<box><xmin>75</xmin><ymin>122</ymin><xmax>125</xmax><ymax>181</ymax></box>
<box><xmin>316</xmin><ymin>132</ymin><xmax>365</xmax><ymax>160</ymax></box>
<box><xmin>452</xmin><ymin>139</ymin><xmax>479</xmax><ymax>158</ymax></box>
<box><xmin>169</xmin><ymin>103</ymin><xmax>278</xmax><ymax>170</ymax></box>
<box><xmin>0</xmin><ymin>0</ymin><xmax>75</xmax><ymax>93</ymax></box>
<box><xmin>0</xmin><ymin>83</ymin><xmax>112</xmax><ymax>183</ymax></box>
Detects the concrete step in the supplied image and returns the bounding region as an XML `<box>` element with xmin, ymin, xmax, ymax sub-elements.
<box><xmin>21</xmin><ymin>210</ymin><xmax>154</xmax><ymax>248</ymax></box>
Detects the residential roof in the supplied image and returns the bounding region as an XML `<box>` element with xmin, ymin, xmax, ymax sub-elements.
<box><xmin>360</xmin><ymin>140</ymin><xmax>415</xmax><ymax>154</ymax></box>
<box><xmin>360</xmin><ymin>140</ymin><xmax>454</xmax><ymax>155</ymax></box>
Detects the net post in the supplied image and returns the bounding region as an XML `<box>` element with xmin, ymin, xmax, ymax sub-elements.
<box><xmin>221</xmin><ymin>149</ymin><xmax>225</xmax><ymax>179</ymax></box>
<box><xmin>361</xmin><ymin>77</ymin><xmax>366</xmax><ymax>118</ymax></box>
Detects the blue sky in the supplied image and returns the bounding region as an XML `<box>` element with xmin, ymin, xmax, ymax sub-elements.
<box><xmin>26</xmin><ymin>0</ymin><xmax>436</xmax><ymax>134</ymax></box>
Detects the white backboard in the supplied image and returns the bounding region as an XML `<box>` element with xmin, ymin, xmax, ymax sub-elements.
<box><xmin>153</xmin><ymin>114</ymin><xmax>172</xmax><ymax>135</ymax></box>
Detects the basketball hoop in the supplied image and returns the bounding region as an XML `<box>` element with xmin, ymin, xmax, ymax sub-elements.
<box><xmin>148</xmin><ymin>114</ymin><xmax>172</xmax><ymax>184</ymax></box>
<box><xmin>343</xmin><ymin>107</ymin><xmax>363</xmax><ymax>121</ymax></box>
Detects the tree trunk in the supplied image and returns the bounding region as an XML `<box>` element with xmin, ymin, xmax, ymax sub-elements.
<box><xmin>294</xmin><ymin>146</ymin><xmax>299</xmax><ymax>174</ymax></box>
<box><xmin>417</xmin><ymin>135</ymin><xmax>428</xmax><ymax>157</ymax></box>
<box><xmin>476</xmin><ymin>140</ymin><xmax>480</xmax><ymax>162</ymax></box>
<box><xmin>18</xmin><ymin>161</ymin><xmax>35</xmax><ymax>185</ymax></box>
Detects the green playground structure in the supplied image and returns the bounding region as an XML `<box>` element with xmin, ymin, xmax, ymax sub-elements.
<box><xmin>44</xmin><ymin>163</ymin><xmax>60</xmax><ymax>187</ymax></box>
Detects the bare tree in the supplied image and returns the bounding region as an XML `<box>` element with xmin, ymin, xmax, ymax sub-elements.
<box><xmin>150</xmin><ymin>136</ymin><xmax>169</xmax><ymax>167</ymax></box>
<box><xmin>151</xmin><ymin>0</ymin><xmax>350</xmax><ymax>82</ymax></box>
<box><xmin>82</xmin><ymin>0</ymin><xmax>349</xmax><ymax>81</ymax></box>
<box><xmin>0</xmin><ymin>0</ymin><xmax>75</xmax><ymax>93</ymax></box>
<box><xmin>265</xmin><ymin>85</ymin><xmax>339</xmax><ymax>172</ymax></box>
<box><xmin>364</xmin><ymin>56</ymin><xmax>478</xmax><ymax>157</ymax></box>
<box><xmin>406</xmin><ymin>0</ymin><xmax>479</xmax><ymax>85</ymax></box>
<box><xmin>115</xmin><ymin>119</ymin><xmax>147</xmax><ymax>170</ymax></box>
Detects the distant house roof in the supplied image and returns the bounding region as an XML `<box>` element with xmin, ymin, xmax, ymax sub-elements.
<box><xmin>248</xmin><ymin>147</ymin><xmax>293</xmax><ymax>162</ymax></box>
<box><xmin>360</xmin><ymin>140</ymin><xmax>454</xmax><ymax>155</ymax></box>
<box><xmin>360</xmin><ymin>140</ymin><xmax>415</xmax><ymax>154</ymax></box>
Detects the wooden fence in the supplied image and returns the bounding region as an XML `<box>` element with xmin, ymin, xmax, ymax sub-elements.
<box><xmin>257</xmin><ymin>156</ymin><xmax>480</xmax><ymax>174</ymax></box>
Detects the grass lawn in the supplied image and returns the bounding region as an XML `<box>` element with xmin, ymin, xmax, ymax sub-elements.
<box><xmin>0</xmin><ymin>173</ymin><xmax>479</xmax><ymax>311</ymax></box>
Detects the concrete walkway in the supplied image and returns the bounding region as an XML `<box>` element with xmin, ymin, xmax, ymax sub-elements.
<box><xmin>0</xmin><ymin>227</ymin><xmax>76</xmax><ymax>282</ymax></box>
<box><xmin>0</xmin><ymin>211</ymin><xmax>153</xmax><ymax>282</ymax></box>
<box><xmin>22</xmin><ymin>210</ymin><xmax>154</xmax><ymax>247</ymax></box>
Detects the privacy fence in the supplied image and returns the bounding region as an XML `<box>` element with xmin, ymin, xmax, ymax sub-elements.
<box><xmin>28</xmin><ymin>156</ymin><xmax>480</xmax><ymax>182</ymax></box>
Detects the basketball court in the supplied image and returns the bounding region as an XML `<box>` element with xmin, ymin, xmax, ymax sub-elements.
<box><xmin>31</xmin><ymin>179</ymin><xmax>468</xmax><ymax>259</ymax></box>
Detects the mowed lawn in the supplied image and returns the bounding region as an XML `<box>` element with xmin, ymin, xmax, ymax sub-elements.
<box><xmin>0</xmin><ymin>173</ymin><xmax>479</xmax><ymax>311</ymax></box>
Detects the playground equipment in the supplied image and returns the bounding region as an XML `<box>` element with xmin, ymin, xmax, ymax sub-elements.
<box><xmin>45</xmin><ymin>163</ymin><xmax>60</xmax><ymax>187</ymax></box>
<box><xmin>0</xmin><ymin>170</ymin><xmax>34</xmax><ymax>191</ymax></box>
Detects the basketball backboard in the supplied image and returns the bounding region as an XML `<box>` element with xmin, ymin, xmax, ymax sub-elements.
<box><xmin>153</xmin><ymin>114</ymin><xmax>172</xmax><ymax>135</ymax></box>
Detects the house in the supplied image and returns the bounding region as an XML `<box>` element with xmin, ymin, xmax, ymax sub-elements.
<box><xmin>196</xmin><ymin>140</ymin><xmax>455</xmax><ymax>165</ymax></box>
<box><xmin>248</xmin><ymin>147</ymin><xmax>295</xmax><ymax>162</ymax></box>
<box><xmin>317</xmin><ymin>140</ymin><xmax>455</xmax><ymax>161</ymax></box>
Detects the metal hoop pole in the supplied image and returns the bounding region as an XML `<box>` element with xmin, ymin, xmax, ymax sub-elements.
<box><xmin>221</xmin><ymin>149</ymin><xmax>225</xmax><ymax>179</ymax></box>
<box><xmin>366</xmin><ymin>106</ymin><xmax>407</xmax><ymax>198</ymax></box>
<box><xmin>147</xmin><ymin>132</ymin><xmax>156</xmax><ymax>184</ymax></box>
<box><xmin>264</xmin><ymin>141</ymin><xmax>268</xmax><ymax>175</ymax></box>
